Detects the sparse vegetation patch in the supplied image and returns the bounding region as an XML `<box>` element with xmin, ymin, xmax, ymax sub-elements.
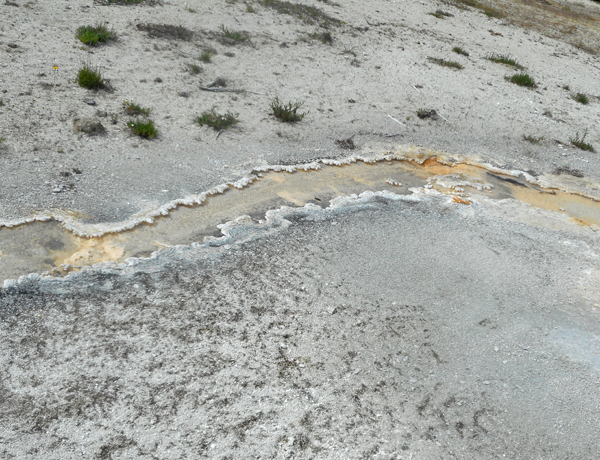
<box><xmin>430</xmin><ymin>10</ymin><xmax>453</xmax><ymax>19</ymax></box>
<box><xmin>194</xmin><ymin>109</ymin><xmax>239</xmax><ymax>131</ymax></box>
<box><xmin>485</xmin><ymin>53</ymin><xmax>523</xmax><ymax>69</ymax></box>
<box><xmin>428</xmin><ymin>57</ymin><xmax>463</xmax><ymax>69</ymax></box>
<box><xmin>219</xmin><ymin>25</ymin><xmax>249</xmax><ymax>43</ymax></box>
<box><xmin>271</xmin><ymin>98</ymin><xmax>308</xmax><ymax>122</ymax></box>
<box><xmin>310</xmin><ymin>31</ymin><xmax>333</xmax><ymax>44</ymax></box>
<box><xmin>260</xmin><ymin>0</ymin><xmax>342</xmax><ymax>27</ymax></box>
<box><xmin>523</xmin><ymin>134</ymin><xmax>544</xmax><ymax>144</ymax></box>
<box><xmin>452</xmin><ymin>46</ymin><xmax>469</xmax><ymax>56</ymax></box>
<box><xmin>76</xmin><ymin>23</ymin><xmax>114</xmax><ymax>46</ymax></box>
<box><xmin>136</xmin><ymin>23</ymin><xmax>194</xmax><ymax>41</ymax></box>
<box><xmin>452</xmin><ymin>0</ymin><xmax>503</xmax><ymax>18</ymax></box>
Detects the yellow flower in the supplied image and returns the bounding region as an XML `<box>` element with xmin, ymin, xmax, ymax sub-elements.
<box><xmin>53</xmin><ymin>65</ymin><xmax>58</xmax><ymax>70</ymax></box>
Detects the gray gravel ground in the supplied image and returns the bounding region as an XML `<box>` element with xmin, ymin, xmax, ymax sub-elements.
<box><xmin>2</xmin><ymin>194</ymin><xmax>599</xmax><ymax>459</ymax></box>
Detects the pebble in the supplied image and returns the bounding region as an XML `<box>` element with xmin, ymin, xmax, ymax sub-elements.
<box><xmin>84</xmin><ymin>98</ymin><xmax>96</xmax><ymax>106</ymax></box>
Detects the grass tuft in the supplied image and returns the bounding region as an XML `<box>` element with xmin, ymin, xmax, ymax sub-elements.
<box><xmin>76</xmin><ymin>23</ymin><xmax>114</xmax><ymax>46</ymax></box>
<box><xmin>271</xmin><ymin>98</ymin><xmax>308</xmax><ymax>122</ymax></box>
<box><xmin>485</xmin><ymin>53</ymin><xmax>523</xmax><ymax>69</ymax></box>
<box><xmin>188</xmin><ymin>63</ymin><xmax>202</xmax><ymax>74</ymax></box>
<box><xmin>201</xmin><ymin>51</ymin><xmax>212</xmax><ymax>63</ymax></box>
<box><xmin>574</xmin><ymin>93</ymin><xmax>589</xmax><ymax>104</ymax></box>
<box><xmin>219</xmin><ymin>25</ymin><xmax>249</xmax><ymax>43</ymax></box>
<box><xmin>428</xmin><ymin>57</ymin><xmax>463</xmax><ymax>69</ymax></box>
<box><xmin>77</xmin><ymin>64</ymin><xmax>104</xmax><ymax>90</ymax></box>
<box><xmin>570</xmin><ymin>130</ymin><xmax>595</xmax><ymax>152</ymax></box>
<box><xmin>127</xmin><ymin>119</ymin><xmax>157</xmax><ymax>138</ymax></box>
<box><xmin>194</xmin><ymin>109</ymin><xmax>239</xmax><ymax>131</ymax></box>
<box><xmin>509</xmin><ymin>73</ymin><xmax>536</xmax><ymax>87</ymax></box>
<box><xmin>452</xmin><ymin>46</ymin><xmax>469</xmax><ymax>56</ymax></box>
<box><xmin>123</xmin><ymin>100</ymin><xmax>152</xmax><ymax>116</ymax></box>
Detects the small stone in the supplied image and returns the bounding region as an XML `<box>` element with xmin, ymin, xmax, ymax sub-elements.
<box><xmin>7</xmin><ymin>43</ymin><xmax>18</xmax><ymax>49</ymax></box>
<box><xmin>52</xmin><ymin>188</ymin><xmax>62</xmax><ymax>193</ymax></box>
<box><xmin>154</xmin><ymin>77</ymin><xmax>163</xmax><ymax>83</ymax></box>
<box><xmin>494</xmin><ymin>346</ymin><xmax>499</xmax><ymax>352</ymax></box>
<box><xmin>84</xmin><ymin>98</ymin><xmax>96</xmax><ymax>106</ymax></box>
<box><xmin>94</xmin><ymin>110</ymin><xmax>107</xmax><ymax>118</ymax></box>
<box><xmin>484</xmin><ymin>380</ymin><xmax>491</xmax><ymax>385</ymax></box>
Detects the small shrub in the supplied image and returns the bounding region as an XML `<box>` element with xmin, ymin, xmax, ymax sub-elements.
<box><xmin>271</xmin><ymin>98</ymin><xmax>308</xmax><ymax>122</ymax></box>
<box><xmin>574</xmin><ymin>93</ymin><xmax>589</xmax><ymax>104</ymax></box>
<box><xmin>78</xmin><ymin>64</ymin><xmax>104</xmax><ymax>90</ymax></box>
<box><xmin>509</xmin><ymin>73</ymin><xmax>536</xmax><ymax>87</ymax></box>
<box><xmin>485</xmin><ymin>53</ymin><xmax>523</xmax><ymax>69</ymax></box>
<box><xmin>452</xmin><ymin>46</ymin><xmax>469</xmax><ymax>56</ymax></box>
<box><xmin>219</xmin><ymin>25</ymin><xmax>249</xmax><ymax>43</ymax></box>
<box><xmin>123</xmin><ymin>100</ymin><xmax>152</xmax><ymax>116</ymax></box>
<box><xmin>127</xmin><ymin>119</ymin><xmax>157</xmax><ymax>138</ymax></box>
<box><xmin>76</xmin><ymin>23</ymin><xmax>114</xmax><ymax>46</ymax></box>
<box><xmin>313</xmin><ymin>31</ymin><xmax>333</xmax><ymax>44</ymax></box>
<box><xmin>0</xmin><ymin>100</ymin><xmax>4</xmax><ymax>107</ymax></box>
<box><xmin>246</xmin><ymin>4</ymin><xmax>255</xmax><ymax>12</ymax></box>
<box><xmin>201</xmin><ymin>51</ymin><xmax>212</xmax><ymax>63</ymax></box>
<box><xmin>194</xmin><ymin>109</ymin><xmax>239</xmax><ymax>131</ymax></box>
<box><xmin>570</xmin><ymin>130</ymin><xmax>595</xmax><ymax>152</ymax></box>
<box><xmin>428</xmin><ymin>57</ymin><xmax>463</xmax><ymax>69</ymax></box>
<box><xmin>522</xmin><ymin>134</ymin><xmax>544</xmax><ymax>144</ymax></box>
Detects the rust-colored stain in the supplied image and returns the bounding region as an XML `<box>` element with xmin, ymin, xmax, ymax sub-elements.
<box><xmin>1</xmin><ymin>151</ymin><xmax>600</xmax><ymax>282</ymax></box>
<box><xmin>452</xmin><ymin>196</ymin><xmax>472</xmax><ymax>205</ymax></box>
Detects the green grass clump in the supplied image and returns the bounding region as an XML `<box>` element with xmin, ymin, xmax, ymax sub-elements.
<box><xmin>523</xmin><ymin>134</ymin><xmax>544</xmax><ymax>144</ymax></box>
<box><xmin>271</xmin><ymin>98</ymin><xmax>308</xmax><ymax>122</ymax></box>
<box><xmin>452</xmin><ymin>46</ymin><xmax>469</xmax><ymax>56</ymax></box>
<box><xmin>77</xmin><ymin>64</ymin><xmax>104</xmax><ymax>90</ymax></box>
<box><xmin>127</xmin><ymin>119</ymin><xmax>157</xmax><ymax>138</ymax></box>
<box><xmin>219</xmin><ymin>25</ymin><xmax>249</xmax><ymax>43</ymax></box>
<box><xmin>428</xmin><ymin>57</ymin><xmax>463</xmax><ymax>69</ymax></box>
<box><xmin>0</xmin><ymin>100</ymin><xmax>4</xmax><ymax>107</ymax></box>
<box><xmin>76</xmin><ymin>23</ymin><xmax>114</xmax><ymax>46</ymax></box>
<box><xmin>194</xmin><ymin>109</ymin><xmax>239</xmax><ymax>131</ymax></box>
<box><xmin>486</xmin><ymin>53</ymin><xmax>523</xmax><ymax>69</ymax></box>
<box><xmin>201</xmin><ymin>51</ymin><xmax>212</xmax><ymax>63</ymax></box>
<box><xmin>123</xmin><ymin>100</ymin><xmax>152</xmax><ymax>116</ymax></box>
<box><xmin>575</xmin><ymin>93</ymin><xmax>589</xmax><ymax>104</ymax></box>
<box><xmin>509</xmin><ymin>73</ymin><xmax>536</xmax><ymax>87</ymax></box>
<box><xmin>570</xmin><ymin>130</ymin><xmax>595</xmax><ymax>152</ymax></box>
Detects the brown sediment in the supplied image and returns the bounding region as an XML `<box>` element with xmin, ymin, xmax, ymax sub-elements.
<box><xmin>1</xmin><ymin>154</ymin><xmax>600</xmax><ymax>283</ymax></box>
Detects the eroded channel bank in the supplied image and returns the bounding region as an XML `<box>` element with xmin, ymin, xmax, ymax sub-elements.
<box><xmin>2</xmin><ymin>147</ymin><xmax>600</xmax><ymax>283</ymax></box>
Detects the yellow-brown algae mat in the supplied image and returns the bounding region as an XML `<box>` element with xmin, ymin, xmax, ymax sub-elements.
<box><xmin>1</xmin><ymin>154</ymin><xmax>599</xmax><ymax>283</ymax></box>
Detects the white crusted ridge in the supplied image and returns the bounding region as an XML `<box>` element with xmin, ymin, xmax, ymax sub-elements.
<box><xmin>1</xmin><ymin>146</ymin><xmax>596</xmax><ymax>239</ymax></box>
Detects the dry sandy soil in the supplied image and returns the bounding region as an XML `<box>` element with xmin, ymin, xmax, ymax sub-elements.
<box><xmin>2</xmin><ymin>0</ymin><xmax>600</xmax><ymax>459</ymax></box>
